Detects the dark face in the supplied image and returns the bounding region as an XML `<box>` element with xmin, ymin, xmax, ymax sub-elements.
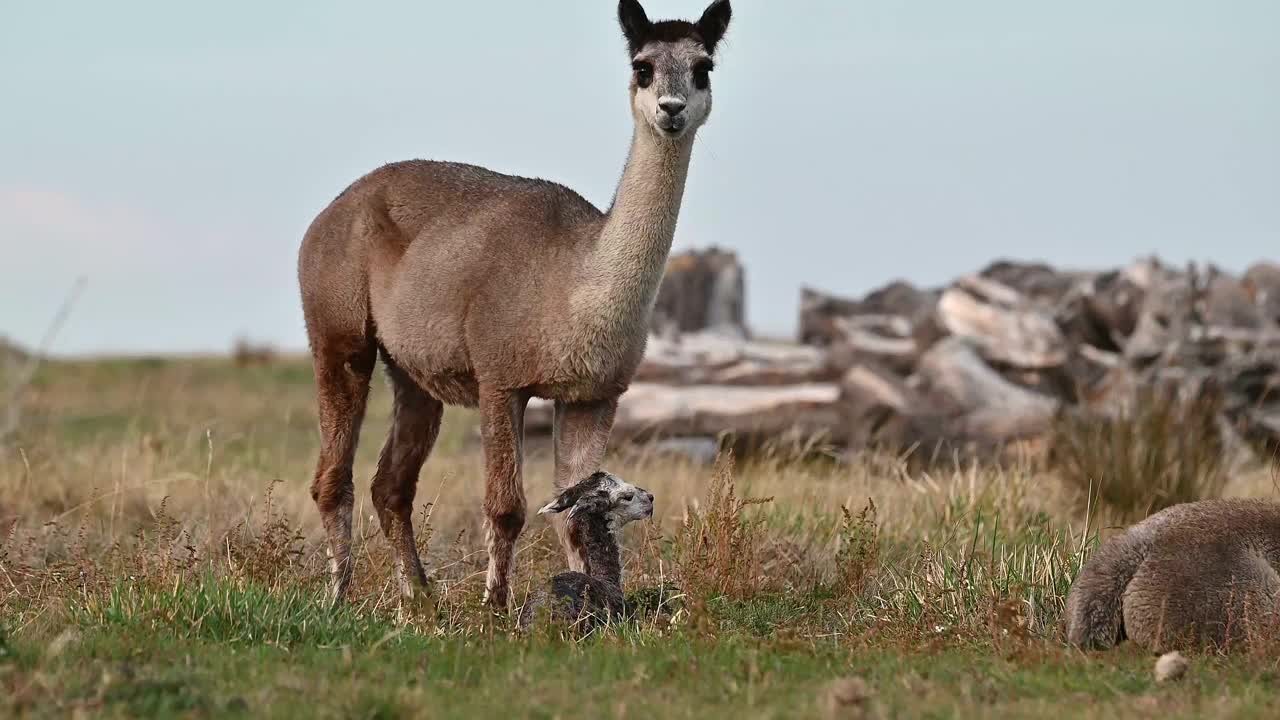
<box><xmin>617</xmin><ymin>0</ymin><xmax>732</xmax><ymax>141</ymax></box>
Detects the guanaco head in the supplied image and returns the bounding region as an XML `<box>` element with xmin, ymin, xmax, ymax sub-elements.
<box><xmin>618</xmin><ymin>0</ymin><xmax>732</xmax><ymax>141</ymax></box>
<box><xmin>537</xmin><ymin>470</ymin><xmax>655</xmax><ymax>529</ymax></box>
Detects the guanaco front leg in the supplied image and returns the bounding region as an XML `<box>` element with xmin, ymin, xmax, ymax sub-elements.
<box><xmin>551</xmin><ymin>397</ymin><xmax>618</xmax><ymax>571</ymax></box>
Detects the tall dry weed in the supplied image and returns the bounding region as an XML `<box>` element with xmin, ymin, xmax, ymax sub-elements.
<box><xmin>670</xmin><ymin>454</ymin><xmax>774</xmax><ymax>600</ymax></box>
<box><xmin>832</xmin><ymin>500</ymin><xmax>879</xmax><ymax>600</ymax></box>
<box><xmin>221</xmin><ymin>480</ymin><xmax>306</xmax><ymax>586</ymax></box>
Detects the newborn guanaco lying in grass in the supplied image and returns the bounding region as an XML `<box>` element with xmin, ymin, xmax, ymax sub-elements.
<box><xmin>518</xmin><ymin>471</ymin><xmax>654</xmax><ymax>632</ymax></box>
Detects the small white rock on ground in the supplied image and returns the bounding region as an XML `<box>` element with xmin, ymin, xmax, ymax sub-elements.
<box><xmin>1155</xmin><ymin>651</ymin><xmax>1189</xmax><ymax>682</ymax></box>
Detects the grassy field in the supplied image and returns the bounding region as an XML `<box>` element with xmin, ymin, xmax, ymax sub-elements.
<box><xmin>2</xmin><ymin>353</ymin><xmax>1279</xmax><ymax>718</ymax></box>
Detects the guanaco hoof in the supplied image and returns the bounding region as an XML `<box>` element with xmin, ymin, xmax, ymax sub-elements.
<box><xmin>1066</xmin><ymin>499</ymin><xmax>1280</xmax><ymax>652</ymax></box>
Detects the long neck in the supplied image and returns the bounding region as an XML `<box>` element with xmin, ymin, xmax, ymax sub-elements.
<box><xmin>574</xmin><ymin>128</ymin><xmax>695</xmax><ymax>324</ymax></box>
<box><xmin>572</xmin><ymin>516</ymin><xmax>623</xmax><ymax>588</ymax></box>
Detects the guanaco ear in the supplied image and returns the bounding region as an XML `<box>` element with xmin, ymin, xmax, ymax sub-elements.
<box><xmin>537</xmin><ymin>485</ymin><xmax>594</xmax><ymax>515</ymax></box>
<box><xmin>696</xmin><ymin>0</ymin><xmax>732</xmax><ymax>54</ymax></box>
<box><xmin>539</xmin><ymin>471</ymin><xmax>616</xmax><ymax>516</ymax></box>
<box><xmin>538</xmin><ymin>491</ymin><xmax>576</xmax><ymax>516</ymax></box>
<box><xmin>618</xmin><ymin>0</ymin><xmax>652</xmax><ymax>56</ymax></box>
<box><xmin>538</xmin><ymin>488</ymin><xmax>610</xmax><ymax>519</ymax></box>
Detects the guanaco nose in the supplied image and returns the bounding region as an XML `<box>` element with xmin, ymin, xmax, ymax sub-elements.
<box><xmin>658</xmin><ymin>98</ymin><xmax>686</xmax><ymax>116</ymax></box>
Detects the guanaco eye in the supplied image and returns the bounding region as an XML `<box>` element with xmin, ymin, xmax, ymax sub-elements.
<box><xmin>693</xmin><ymin>61</ymin><xmax>714</xmax><ymax>91</ymax></box>
<box><xmin>633</xmin><ymin>61</ymin><xmax>654</xmax><ymax>89</ymax></box>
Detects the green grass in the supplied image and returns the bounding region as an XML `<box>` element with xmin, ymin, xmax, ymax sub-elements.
<box><xmin>70</xmin><ymin>576</ymin><xmax>398</xmax><ymax>648</ymax></box>
<box><xmin>6</xmin><ymin>577</ymin><xmax>1280</xmax><ymax>719</ymax></box>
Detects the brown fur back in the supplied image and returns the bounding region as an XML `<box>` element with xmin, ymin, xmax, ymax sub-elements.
<box><xmin>1066</xmin><ymin>499</ymin><xmax>1280</xmax><ymax>652</ymax></box>
<box><xmin>298</xmin><ymin>160</ymin><xmax>655</xmax><ymax>407</ymax></box>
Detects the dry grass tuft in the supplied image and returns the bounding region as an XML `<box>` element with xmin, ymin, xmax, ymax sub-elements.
<box><xmin>1052</xmin><ymin>384</ymin><xmax>1227</xmax><ymax>522</ymax></box>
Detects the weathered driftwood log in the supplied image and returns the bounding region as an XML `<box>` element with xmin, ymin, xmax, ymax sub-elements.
<box><xmin>1199</xmin><ymin>268</ymin><xmax>1263</xmax><ymax>330</ymax></box>
<box><xmin>1067</xmin><ymin>346</ymin><xmax>1131</xmax><ymax>415</ymax></box>
<box><xmin>1054</xmin><ymin>270</ymin><xmax>1145</xmax><ymax>354</ymax></box>
<box><xmin>823</xmin><ymin>315</ymin><xmax>920</xmax><ymax>375</ymax></box>
<box><xmin>613</xmin><ymin>382</ymin><xmax>841</xmax><ymax>440</ymax></box>
<box><xmin>798</xmin><ymin>287</ymin><xmax>861</xmax><ymax>347</ymax></box>
<box><xmin>936</xmin><ymin>276</ymin><xmax>1067</xmax><ymax>369</ymax></box>
<box><xmin>1244</xmin><ymin>262</ymin><xmax>1280</xmax><ymax>326</ymax></box>
<box><xmin>525</xmin><ymin>382</ymin><xmax>842</xmax><ymax>443</ymax></box>
<box><xmin>798</xmin><ymin>281</ymin><xmax>937</xmax><ymax>347</ymax></box>
<box><xmin>1216</xmin><ymin>358</ymin><xmax>1280</xmax><ymax>455</ymax></box>
<box><xmin>914</xmin><ymin>337</ymin><xmax>1059</xmax><ymax>440</ymax></box>
<box><xmin>651</xmin><ymin>247</ymin><xmax>746</xmax><ymax>336</ymax></box>
<box><xmin>1122</xmin><ymin>264</ymin><xmax>1196</xmax><ymax>364</ymax></box>
<box><xmin>986</xmin><ymin>345</ymin><xmax>1117</xmax><ymax>408</ymax></box>
<box><xmin>1126</xmin><ymin>266</ymin><xmax>1272</xmax><ymax>371</ymax></box>
<box><xmin>857</xmin><ymin>280</ymin><xmax>939</xmax><ymax>318</ymax></box>
<box><xmin>1087</xmin><ymin>271</ymin><xmax>1145</xmax><ymax>341</ymax></box>
<box><xmin>1121</xmin><ymin>256</ymin><xmax>1165</xmax><ymax>289</ymax></box>
<box><xmin>798</xmin><ymin>282</ymin><xmax>939</xmax><ymax>377</ymax></box>
<box><xmin>978</xmin><ymin>259</ymin><xmax>1079</xmax><ymax>305</ymax></box>
<box><xmin>636</xmin><ymin>332</ymin><xmax>837</xmax><ymax>386</ymax></box>
<box><xmin>838</xmin><ymin>361</ymin><xmax>951</xmax><ymax>453</ymax></box>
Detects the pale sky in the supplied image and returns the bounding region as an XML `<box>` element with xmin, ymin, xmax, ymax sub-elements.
<box><xmin>2</xmin><ymin>0</ymin><xmax>1277</xmax><ymax>355</ymax></box>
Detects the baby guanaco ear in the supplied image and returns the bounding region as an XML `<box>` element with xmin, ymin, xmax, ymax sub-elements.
<box><xmin>538</xmin><ymin>491</ymin><xmax>576</xmax><ymax>515</ymax></box>
<box><xmin>538</xmin><ymin>488</ymin><xmax>611</xmax><ymax>519</ymax></box>
<box><xmin>539</xmin><ymin>471</ymin><xmax>616</xmax><ymax>516</ymax></box>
